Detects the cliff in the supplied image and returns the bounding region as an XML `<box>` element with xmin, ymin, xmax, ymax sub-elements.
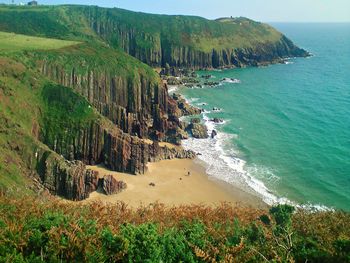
<box><xmin>81</xmin><ymin>8</ymin><xmax>309</xmax><ymax>68</ymax></box>
<box><xmin>0</xmin><ymin>6</ymin><xmax>309</xmax><ymax>70</ymax></box>
<box><xmin>0</xmin><ymin>55</ymin><xmax>194</xmax><ymax>200</ymax></box>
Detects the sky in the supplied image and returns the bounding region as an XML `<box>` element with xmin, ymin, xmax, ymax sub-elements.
<box><xmin>7</xmin><ymin>0</ymin><xmax>350</xmax><ymax>22</ymax></box>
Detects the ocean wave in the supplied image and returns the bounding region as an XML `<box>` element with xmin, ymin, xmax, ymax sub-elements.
<box><xmin>180</xmin><ymin>101</ymin><xmax>332</xmax><ymax>212</ymax></box>
<box><xmin>221</xmin><ymin>78</ymin><xmax>241</xmax><ymax>84</ymax></box>
<box><xmin>167</xmin><ymin>85</ymin><xmax>179</xmax><ymax>94</ymax></box>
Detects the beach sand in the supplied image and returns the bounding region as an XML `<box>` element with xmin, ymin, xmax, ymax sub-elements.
<box><xmin>86</xmin><ymin>158</ymin><xmax>267</xmax><ymax>209</ymax></box>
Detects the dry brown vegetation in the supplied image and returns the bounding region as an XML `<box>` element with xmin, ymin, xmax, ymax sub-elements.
<box><xmin>0</xmin><ymin>194</ymin><xmax>349</xmax><ymax>262</ymax></box>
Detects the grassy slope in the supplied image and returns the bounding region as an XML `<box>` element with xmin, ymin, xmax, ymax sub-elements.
<box><xmin>0</xmin><ymin>54</ymin><xmax>101</xmax><ymax>192</ymax></box>
<box><xmin>0</xmin><ymin>26</ymin><xmax>161</xmax><ymax>191</ymax></box>
<box><xmin>28</xmin><ymin>42</ymin><xmax>159</xmax><ymax>79</ymax></box>
<box><xmin>0</xmin><ymin>31</ymin><xmax>79</xmax><ymax>52</ymax></box>
<box><xmin>80</xmin><ymin>6</ymin><xmax>282</xmax><ymax>52</ymax></box>
<box><xmin>0</xmin><ymin>5</ymin><xmax>285</xmax><ymax>53</ymax></box>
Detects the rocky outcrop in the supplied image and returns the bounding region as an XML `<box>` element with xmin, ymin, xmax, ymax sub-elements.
<box><xmin>211</xmin><ymin>118</ymin><xmax>224</xmax><ymax>123</ymax></box>
<box><xmin>98</xmin><ymin>175</ymin><xmax>127</xmax><ymax>195</ymax></box>
<box><xmin>34</xmin><ymin>146</ymin><xmax>129</xmax><ymax>200</ymax></box>
<box><xmin>171</xmin><ymin>93</ymin><xmax>202</xmax><ymax>116</ymax></box>
<box><xmin>34</xmin><ymin>148</ymin><xmax>99</xmax><ymax>201</ymax></box>
<box><xmin>185</xmin><ymin>119</ymin><xmax>208</xmax><ymax>139</ymax></box>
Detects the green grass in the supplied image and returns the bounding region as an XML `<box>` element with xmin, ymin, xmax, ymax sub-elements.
<box><xmin>0</xmin><ymin>57</ymin><xmax>100</xmax><ymax>191</ymax></box>
<box><xmin>40</xmin><ymin>83</ymin><xmax>97</xmax><ymax>151</ymax></box>
<box><xmin>0</xmin><ymin>5</ymin><xmax>286</xmax><ymax>54</ymax></box>
<box><xmin>0</xmin><ymin>31</ymin><xmax>80</xmax><ymax>52</ymax></box>
<box><xmin>26</xmin><ymin>42</ymin><xmax>160</xmax><ymax>79</ymax></box>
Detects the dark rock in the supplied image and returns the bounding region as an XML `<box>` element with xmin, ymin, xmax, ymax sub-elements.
<box><xmin>171</xmin><ymin>93</ymin><xmax>201</xmax><ymax>116</ymax></box>
<box><xmin>201</xmin><ymin>74</ymin><xmax>213</xmax><ymax>79</ymax></box>
<box><xmin>85</xmin><ymin>169</ymin><xmax>99</xmax><ymax>193</ymax></box>
<box><xmin>98</xmin><ymin>175</ymin><xmax>127</xmax><ymax>195</ymax></box>
<box><xmin>191</xmin><ymin>118</ymin><xmax>201</xmax><ymax>124</ymax></box>
<box><xmin>204</xmin><ymin>81</ymin><xmax>220</xmax><ymax>87</ymax></box>
<box><xmin>182</xmin><ymin>77</ymin><xmax>199</xmax><ymax>84</ymax></box>
<box><xmin>211</xmin><ymin>130</ymin><xmax>217</xmax><ymax>138</ymax></box>
<box><xmin>190</xmin><ymin>72</ymin><xmax>198</xmax><ymax>78</ymax></box>
<box><xmin>187</xmin><ymin>123</ymin><xmax>208</xmax><ymax>139</ymax></box>
<box><xmin>211</xmin><ymin>118</ymin><xmax>224</xmax><ymax>123</ymax></box>
<box><xmin>167</xmin><ymin>76</ymin><xmax>182</xmax><ymax>85</ymax></box>
<box><xmin>35</xmin><ymin>152</ymin><xmax>100</xmax><ymax>201</ymax></box>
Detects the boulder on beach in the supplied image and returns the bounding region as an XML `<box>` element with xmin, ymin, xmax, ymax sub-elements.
<box><xmin>98</xmin><ymin>175</ymin><xmax>127</xmax><ymax>195</ymax></box>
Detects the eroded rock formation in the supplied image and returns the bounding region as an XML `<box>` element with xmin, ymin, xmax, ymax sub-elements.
<box><xmin>98</xmin><ymin>175</ymin><xmax>127</xmax><ymax>195</ymax></box>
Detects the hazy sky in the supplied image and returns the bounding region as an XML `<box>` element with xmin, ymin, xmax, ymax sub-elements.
<box><xmin>12</xmin><ymin>0</ymin><xmax>350</xmax><ymax>22</ymax></box>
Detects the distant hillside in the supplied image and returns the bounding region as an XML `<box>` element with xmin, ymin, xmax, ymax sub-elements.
<box><xmin>0</xmin><ymin>5</ymin><xmax>308</xmax><ymax>69</ymax></box>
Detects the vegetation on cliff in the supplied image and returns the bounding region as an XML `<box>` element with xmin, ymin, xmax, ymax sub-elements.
<box><xmin>0</xmin><ymin>31</ymin><xmax>79</xmax><ymax>52</ymax></box>
<box><xmin>0</xmin><ymin>5</ymin><xmax>308</xmax><ymax>69</ymax></box>
<box><xmin>0</xmin><ymin>195</ymin><xmax>349</xmax><ymax>262</ymax></box>
<box><xmin>0</xmin><ymin>34</ymin><xmax>194</xmax><ymax>197</ymax></box>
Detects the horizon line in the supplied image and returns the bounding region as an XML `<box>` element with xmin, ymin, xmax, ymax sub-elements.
<box><xmin>1</xmin><ymin>3</ymin><xmax>350</xmax><ymax>23</ymax></box>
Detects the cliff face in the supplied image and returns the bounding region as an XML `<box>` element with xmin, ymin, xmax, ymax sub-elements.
<box><xmin>38</xmin><ymin>81</ymin><xmax>195</xmax><ymax>176</ymax></box>
<box><xmin>35</xmin><ymin>45</ymin><xmax>185</xmax><ymax>144</ymax></box>
<box><xmin>0</xmin><ymin>57</ymin><xmax>195</xmax><ymax>200</ymax></box>
<box><xmin>82</xmin><ymin>8</ymin><xmax>309</xmax><ymax>69</ymax></box>
<box><xmin>92</xmin><ymin>27</ymin><xmax>307</xmax><ymax>69</ymax></box>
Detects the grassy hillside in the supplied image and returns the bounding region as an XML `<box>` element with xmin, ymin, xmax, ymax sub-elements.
<box><xmin>0</xmin><ymin>55</ymin><xmax>101</xmax><ymax>192</ymax></box>
<box><xmin>0</xmin><ymin>5</ymin><xmax>281</xmax><ymax>50</ymax></box>
<box><xmin>0</xmin><ymin>5</ymin><xmax>308</xmax><ymax>68</ymax></box>
<box><xmin>0</xmin><ymin>31</ymin><xmax>79</xmax><ymax>52</ymax></box>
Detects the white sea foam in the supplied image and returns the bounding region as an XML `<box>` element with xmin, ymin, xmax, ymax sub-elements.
<box><xmin>167</xmin><ymin>85</ymin><xmax>178</xmax><ymax>94</ymax></box>
<box><xmin>187</xmin><ymin>97</ymin><xmax>200</xmax><ymax>103</ymax></box>
<box><xmin>181</xmin><ymin>103</ymin><xmax>332</xmax><ymax>211</ymax></box>
<box><xmin>221</xmin><ymin>78</ymin><xmax>241</xmax><ymax>84</ymax></box>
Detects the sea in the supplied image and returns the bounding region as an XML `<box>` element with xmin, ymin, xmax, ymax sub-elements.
<box><xmin>177</xmin><ymin>23</ymin><xmax>350</xmax><ymax>211</ymax></box>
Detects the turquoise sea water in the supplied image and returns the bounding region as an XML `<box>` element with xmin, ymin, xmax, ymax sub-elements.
<box><xmin>180</xmin><ymin>23</ymin><xmax>350</xmax><ymax>210</ymax></box>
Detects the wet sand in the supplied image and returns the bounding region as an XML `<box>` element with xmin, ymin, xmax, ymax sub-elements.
<box><xmin>86</xmin><ymin>158</ymin><xmax>267</xmax><ymax>209</ymax></box>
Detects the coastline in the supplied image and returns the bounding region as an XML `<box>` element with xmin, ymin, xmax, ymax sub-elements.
<box><xmin>175</xmin><ymin>83</ymin><xmax>282</xmax><ymax>209</ymax></box>
<box><xmin>85</xmin><ymin>158</ymin><xmax>267</xmax><ymax>209</ymax></box>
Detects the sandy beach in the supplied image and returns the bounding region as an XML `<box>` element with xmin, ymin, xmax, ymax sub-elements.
<box><xmin>86</xmin><ymin>158</ymin><xmax>267</xmax><ymax>208</ymax></box>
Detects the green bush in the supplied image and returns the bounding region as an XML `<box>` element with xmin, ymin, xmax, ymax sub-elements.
<box><xmin>120</xmin><ymin>223</ymin><xmax>162</xmax><ymax>262</ymax></box>
<box><xmin>0</xmin><ymin>197</ymin><xmax>349</xmax><ymax>262</ymax></box>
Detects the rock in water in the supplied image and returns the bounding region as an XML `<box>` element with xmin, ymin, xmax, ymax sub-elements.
<box><xmin>211</xmin><ymin>118</ymin><xmax>224</xmax><ymax>123</ymax></box>
<box><xmin>187</xmin><ymin>123</ymin><xmax>208</xmax><ymax>139</ymax></box>
<box><xmin>211</xmin><ymin>130</ymin><xmax>217</xmax><ymax>138</ymax></box>
<box><xmin>99</xmin><ymin>175</ymin><xmax>127</xmax><ymax>195</ymax></box>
